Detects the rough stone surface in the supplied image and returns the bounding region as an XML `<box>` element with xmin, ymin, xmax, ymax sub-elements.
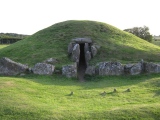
<box><xmin>72</xmin><ymin>38</ymin><xmax>92</xmax><ymax>43</ymax></box>
<box><xmin>68</xmin><ymin>42</ymin><xmax>74</xmax><ymax>55</ymax></box>
<box><xmin>93</xmin><ymin>43</ymin><xmax>101</xmax><ymax>49</ymax></box>
<box><xmin>85</xmin><ymin>66</ymin><xmax>95</xmax><ymax>75</ymax></box>
<box><xmin>84</xmin><ymin>43</ymin><xmax>89</xmax><ymax>53</ymax></box>
<box><xmin>91</xmin><ymin>45</ymin><xmax>97</xmax><ymax>57</ymax></box>
<box><xmin>32</xmin><ymin>63</ymin><xmax>55</xmax><ymax>75</ymax></box>
<box><xmin>0</xmin><ymin>57</ymin><xmax>28</xmax><ymax>76</ymax></box>
<box><xmin>97</xmin><ymin>62</ymin><xmax>124</xmax><ymax>75</ymax></box>
<box><xmin>124</xmin><ymin>63</ymin><xmax>142</xmax><ymax>75</ymax></box>
<box><xmin>72</xmin><ymin>44</ymin><xmax>80</xmax><ymax>63</ymax></box>
<box><xmin>43</xmin><ymin>58</ymin><xmax>58</xmax><ymax>64</ymax></box>
<box><xmin>130</xmin><ymin>63</ymin><xmax>142</xmax><ymax>75</ymax></box>
<box><xmin>124</xmin><ymin>64</ymin><xmax>134</xmax><ymax>73</ymax></box>
<box><xmin>85</xmin><ymin>51</ymin><xmax>91</xmax><ymax>62</ymax></box>
<box><xmin>62</xmin><ymin>63</ymin><xmax>77</xmax><ymax>78</ymax></box>
<box><xmin>144</xmin><ymin>62</ymin><xmax>160</xmax><ymax>73</ymax></box>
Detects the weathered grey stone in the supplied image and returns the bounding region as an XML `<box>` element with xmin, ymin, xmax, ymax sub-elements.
<box><xmin>72</xmin><ymin>44</ymin><xmax>80</xmax><ymax>63</ymax></box>
<box><xmin>0</xmin><ymin>57</ymin><xmax>28</xmax><ymax>76</ymax></box>
<box><xmin>124</xmin><ymin>63</ymin><xmax>142</xmax><ymax>75</ymax></box>
<box><xmin>32</xmin><ymin>63</ymin><xmax>55</xmax><ymax>75</ymax></box>
<box><xmin>85</xmin><ymin>66</ymin><xmax>95</xmax><ymax>75</ymax></box>
<box><xmin>144</xmin><ymin>62</ymin><xmax>160</xmax><ymax>73</ymax></box>
<box><xmin>72</xmin><ymin>38</ymin><xmax>92</xmax><ymax>43</ymax></box>
<box><xmin>85</xmin><ymin>51</ymin><xmax>91</xmax><ymax>62</ymax></box>
<box><xmin>43</xmin><ymin>58</ymin><xmax>58</xmax><ymax>64</ymax></box>
<box><xmin>91</xmin><ymin>45</ymin><xmax>97</xmax><ymax>57</ymax></box>
<box><xmin>68</xmin><ymin>42</ymin><xmax>74</xmax><ymax>55</ymax></box>
<box><xmin>97</xmin><ymin>62</ymin><xmax>124</xmax><ymax>75</ymax></box>
<box><xmin>124</xmin><ymin>64</ymin><xmax>134</xmax><ymax>74</ymax></box>
<box><xmin>93</xmin><ymin>43</ymin><xmax>101</xmax><ymax>49</ymax></box>
<box><xmin>85</xmin><ymin>51</ymin><xmax>91</xmax><ymax>67</ymax></box>
<box><xmin>62</xmin><ymin>63</ymin><xmax>77</xmax><ymax>78</ymax></box>
<box><xmin>130</xmin><ymin>63</ymin><xmax>142</xmax><ymax>75</ymax></box>
<box><xmin>84</xmin><ymin>43</ymin><xmax>89</xmax><ymax>53</ymax></box>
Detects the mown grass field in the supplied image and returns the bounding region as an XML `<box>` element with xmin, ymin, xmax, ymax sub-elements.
<box><xmin>0</xmin><ymin>74</ymin><xmax>160</xmax><ymax>120</ymax></box>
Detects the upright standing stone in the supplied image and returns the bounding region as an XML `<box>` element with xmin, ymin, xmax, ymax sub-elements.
<box><xmin>84</xmin><ymin>43</ymin><xmax>89</xmax><ymax>53</ymax></box>
<box><xmin>68</xmin><ymin>42</ymin><xmax>74</xmax><ymax>55</ymax></box>
<box><xmin>85</xmin><ymin>51</ymin><xmax>91</xmax><ymax>65</ymax></box>
<box><xmin>72</xmin><ymin>44</ymin><xmax>80</xmax><ymax>63</ymax></box>
<box><xmin>91</xmin><ymin>45</ymin><xmax>97</xmax><ymax>57</ymax></box>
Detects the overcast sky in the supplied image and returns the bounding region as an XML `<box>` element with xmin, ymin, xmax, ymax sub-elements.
<box><xmin>0</xmin><ymin>0</ymin><xmax>160</xmax><ymax>35</ymax></box>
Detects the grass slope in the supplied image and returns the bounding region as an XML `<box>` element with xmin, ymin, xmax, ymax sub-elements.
<box><xmin>0</xmin><ymin>74</ymin><xmax>160</xmax><ymax>119</ymax></box>
<box><xmin>0</xmin><ymin>45</ymin><xmax>9</xmax><ymax>49</ymax></box>
<box><xmin>0</xmin><ymin>20</ymin><xmax>160</xmax><ymax>68</ymax></box>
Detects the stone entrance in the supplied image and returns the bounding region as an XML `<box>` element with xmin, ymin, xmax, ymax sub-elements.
<box><xmin>68</xmin><ymin>38</ymin><xmax>98</xmax><ymax>80</ymax></box>
<box><xmin>78</xmin><ymin>43</ymin><xmax>87</xmax><ymax>81</ymax></box>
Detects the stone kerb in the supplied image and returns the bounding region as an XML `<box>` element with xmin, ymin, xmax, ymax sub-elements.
<box><xmin>0</xmin><ymin>57</ymin><xmax>29</xmax><ymax>76</ymax></box>
<box><xmin>85</xmin><ymin>61</ymin><xmax>160</xmax><ymax>76</ymax></box>
<box><xmin>62</xmin><ymin>63</ymin><xmax>77</xmax><ymax>78</ymax></box>
<box><xmin>32</xmin><ymin>63</ymin><xmax>55</xmax><ymax>75</ymax></box>
<box><xmin>1</xmin><ymin>57</ymin><xmax>160</xmax><ymax>77</ymax></box>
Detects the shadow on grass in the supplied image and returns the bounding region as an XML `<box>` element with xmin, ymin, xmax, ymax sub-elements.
<box><xmin>12</xmin><ymin>73</ymin><xmax>160</xmax><ymax>90</ymax></box>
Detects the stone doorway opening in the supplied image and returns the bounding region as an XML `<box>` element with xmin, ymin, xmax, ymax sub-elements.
<box><xmin>67</xmin><ymin>38</ymin><xmax>98</xmax><ymax>79</ymax></box>
<box><xmin>78</xmin><ymin>43</ymin><xmax>87</xmax><ymax>81</ymax></box>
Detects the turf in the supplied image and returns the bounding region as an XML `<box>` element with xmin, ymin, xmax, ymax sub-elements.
<box><xmin>0</xmin><ymin>20</ymin><xmax>160</xmax><ymax>68</ymax></box>
<box><xmin>0</xmin><ymin>45</ymin><xmax>9</xmax><ymax>49</ymax></box>
<box><xmin>0</xmin><ymin>74</ymin><xmax>160</xmax><ymax>119</ymax></box>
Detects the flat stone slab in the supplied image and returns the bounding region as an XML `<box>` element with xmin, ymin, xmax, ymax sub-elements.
<box><xmin>72</xmin><ymin>38</ymin><xmax>92</xmax><ymax>43</ymax></box>
<box><xmin>0</xmin><ymin>57</ymin><xmax>28</xmax><ymax>76</ymax></box>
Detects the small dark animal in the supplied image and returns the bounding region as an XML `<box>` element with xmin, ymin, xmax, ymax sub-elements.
<box><xmin>113</xmin><ymin>88</ymin><xmax>117</xmax><ymax>93</ymax></box>
<box><xmin>69</xmin><ymin>91</ymin><xmax>74</xmax><ymax>96</ymax></box>
<box><xmin>126</xmin><ymin>88</ymin><xmax>131</xmax><ymax>92</ymax></box>
<box><xmin>100</xmin><ymin>91</ymin><xmax>107</xmax><ymax>96</ymax></box>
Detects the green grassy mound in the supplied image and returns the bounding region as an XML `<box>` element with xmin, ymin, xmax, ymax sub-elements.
<box><xmin>0</xmin><ymin>74</ymin><xmax>160</xmax><ymax>119</ymax></box>
<box><xmin>0</xmin><ymin>20</ymin><xmax>160</xmax><ymax>68</ymax></box>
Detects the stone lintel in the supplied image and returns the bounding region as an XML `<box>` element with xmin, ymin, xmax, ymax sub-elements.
<box><xmin>72</xmin><ymin>38</ymin><xmax>92</xmax><ymax>43</ymax></box>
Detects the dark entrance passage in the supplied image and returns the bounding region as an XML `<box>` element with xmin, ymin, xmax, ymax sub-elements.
<box><xmin>78</xmin><ymin>43</ymin><xmax>87</xmax><ymax>81</ymax></box>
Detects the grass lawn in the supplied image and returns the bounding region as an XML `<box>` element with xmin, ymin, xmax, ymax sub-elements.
<box><xmin>0</xmin><ymin>74</ymin><xmax>160</xmax><ymax>119</ymax></box>
<box><xmin>0</xmin><ymin>44</ymin><xmax>9</xmax><ymax>49</ymax></box>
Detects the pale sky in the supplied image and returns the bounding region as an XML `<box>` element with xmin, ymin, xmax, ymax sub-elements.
<box><xmin>0</xmin><ymin>0</ymin><xmax>160</xmax><ymax>35</ymax></box>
